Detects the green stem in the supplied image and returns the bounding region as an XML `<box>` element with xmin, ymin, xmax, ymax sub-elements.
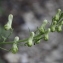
<box><xmin>4</xmin><ymin>29</ymin><xmax>13</xmax><ymax>41</ymax></box>
<box><xmin>0</xmin><ymin>33</ymin><xmax>42</xmax><ymax>45</ymax></box>
<box><xmin>0</xmin><ymin>47</ymin><xmax>9</xmax><ymax>51</ymax></box>
<box><xmin>0</xmin><ymin>38</ymin><xmax>28</xmax><ymax>45</ymax></box>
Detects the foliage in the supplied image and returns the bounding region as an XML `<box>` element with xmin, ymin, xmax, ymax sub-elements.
<box><xmin>0</xmin><ymin>9</ymin><xmax>63</xmax><ymax>54</ymax></box>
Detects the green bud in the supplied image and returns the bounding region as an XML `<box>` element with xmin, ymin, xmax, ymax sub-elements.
<box><xmin>51</xmin><ymin>25</ymin><xmax>56</xmax><ymax>32</ymax></box>
<box><xmin>39</xmin><ymin>19</ymin><xmax>48</xmax><ymax>34</ymax></box>
<box><xmin>56</xmin><ymin>25</ymin><xmax>62</xmax><ymax>32</ymax></box>
<box><xmin>44</xmin><ymin>34</ymin><xmax>49</xmax><ymax>41</ymax></box>
<box><xmin>4</xmin><ymin>14</ymin><xmax>13</xmax><ymax>30</ymax></box>
<box><xmin>58</xmin><ymin>9</ymin><xmax>61</xmax><ymax>12</ymax></box>
<box><xmin>51</xmin><ymin>21</ymin><xmax>57</xmax><ymax>32</ymax></box>
<box><xmin>39</xmin><ymin>27</ymin><xmax>45</xmax><ymax>34</ymax></box>
<box><xmin>60</xmin><ymin>21</ymin><xmax>63</xmax><ymax>25</ymax></box>
<box><xmin>43</xmin><ymin>19</ymin><xmax>48</xmax><ymax>24</ymax></box>
<box><xmin>4</xmin><ymin>23</ymin><xmax>12</xmax><ymax>30</ymax></box>
<box><xmin>27</xmin><ymin>40</ymin><xmax>33</xmax><ymax>47</ymax></box>
<box><xmin>31</xmin><ymin>32</ymin><xmax>35</xmax><ymax>37</ymax></box>
<box><xmin>44</xmin><ymin>28</ymin><xmax>50</xmax><ymax>41</ymax></box>
<box><xmin>53</xmin><ymin>21</ymin><xmax>57</xmax><ymax>25</ymax></box>
<box><xmin>14</xmin><ymin>36</ymin><xmax>19</xmax><ymax>43</ymax></box>
<box><xmin>27</xmin><ymin>32</ymin><xmax>35</xmax><ymax>47</ymax></box>
<box><xmin>41</xmin><ymin>19</ymin><xmax>48</xmax><ymax>28</ymax></box>
<box><xmin>11</xmin><ymin>43</ymin><xmax>18</xmax><ymax>54</ymax></box>
<box><xmin>8</xmin><ymin>14</ymin><xmax>13</xmax><ymax>22</ymax></box>
<box><xmin>47</xmin><ymin>28</ymin><xmax>51</xmax><ymax>32</ymax></box>
<box><xmin>11</xmin><ymin>36</ymin><xmax>19</xmax><ymax>53</ymax></box>
<box><xmin>53</xmin><ymin>9</ymin><xmax>61</xmax><ymax>21</ymax></box>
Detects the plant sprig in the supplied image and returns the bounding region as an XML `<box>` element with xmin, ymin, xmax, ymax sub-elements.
<box><xmin>0</xmin><ymin>9</ymin><xmax>63</xmax><ymax>54</ymax></box>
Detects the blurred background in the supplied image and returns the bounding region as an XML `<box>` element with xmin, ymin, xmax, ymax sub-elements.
<box><xmin>0</xmin><ymin>0</ymin><xmax>63</xmax><ymax>63</ymax></box>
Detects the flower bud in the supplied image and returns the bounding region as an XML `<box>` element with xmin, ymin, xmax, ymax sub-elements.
<box><xmin>14</xmin><ymin>36</ymin><xmax>19</xmax><ymax>43</ymax></box>
<box><xmin>11</xmin><ymin>43</ymin><xmax>18</xmax><ymax>54</ymax></box>
<box><xmin>51</xmin><ymin>21</ymin><xmax>57</xmax><ymax>32</ymax></box>
<box><xmin>53</xmin><ymin>9</ymin><xmax>61</xmax><ymax>21</ymax></box>
<box><xmin>11</xmin><ymin>36</ymin><xmax>19</xmax><ymax>53</ymax></box>
<box><xmin>53</xmin><ymin>21</ymin><xmax>57</xmax><ymax>25</ymax></box>
<box><xmin>27</xmin><ymin>32</ymin><xmax>35</xmax><ymax>47</ymax></box>
<box><xmin>39</xmin><ymin>27</ymin><xmax>45</xmax><ymax>34</ymax></box>
<box><xmin>41</xmin><ymin>19</ymin><xmax>48</xmax><ymax>28</ymax></box>
<box><xmin>44</xmin><ymin>34</ymin><xmax>49</xmax><ymax>41</ymax></box>
<box><xmin>8</xmin><ymin>14</ymin><xmax>13</xmax><ymax>22</ymax></box>
<box><xmin>47</xmin><ymin>28</ymin><xmax>51</xmax><ymax>32</ymax></box>
<box><xmin>51</xmin><ymin>25</ymin><xmax>56</xmax><ymax>32</ymax></box>
<box><xmin>27</xmin><ymin>40</ymin><xmax>33</xmax><ymax>47</ymax></box>
<box><xmin>4</xmin><ymin>14</ymin><xmax>13</xmax><ymax>30</ymax></box>
<box><xmin>44</xmin><ymin>28</ymin><xmax>50</xmax><ymax>41</ymax></box>
<box><xmin>60</xmin><ymin>21</ymin><xmax>63</xmax><ymax>25</ymax></box>
<box><xmin>43</xmin><ymin>19</ymin><xmax>48</xmax><ymax>24</ymax></box>
<box><xmin>4</xmin><ymin>23</ymin><xmax>12</xmax><ymax>30</ymax></box>
<box><xmin>39</xmin><ymin>19</ymin><xmax>48</xmax><ymax>34</ymax></box>
<box><xmin>57</xmin><ymin>25</ymin><xmax>62</xmax><ymax>32</ymax></box>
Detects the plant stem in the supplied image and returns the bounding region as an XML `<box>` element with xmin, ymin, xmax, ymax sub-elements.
<box><xmin>0</xmin><ymin>38</ymin><xmax>28</xmax><ymax>45</ymax></box>
<box><xmin>0</xmin><ymin>47</ymin><xmax>9</xmax><ymax>51</ymax></box>
<box><xmin>0</xmin><ymin>32</ymin><xmax>42</xmax><ymax>45</ymax></box>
